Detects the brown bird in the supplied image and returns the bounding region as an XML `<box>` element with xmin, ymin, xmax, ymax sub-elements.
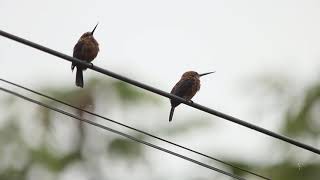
<box><xmin>169</xmin><ymin>71</ymin><xmax>214</xmax><ymax>122</ymax></box>
<box><xmin>72</xmin><ymin>23</ymin><xmax>100</xmax><ymax>88</ymax></box>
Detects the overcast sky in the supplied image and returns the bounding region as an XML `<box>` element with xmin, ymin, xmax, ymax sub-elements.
<box><xmin>1</xmin><ymin>0</ymin><xmax>320</xmax><ymax>179</ymax></box>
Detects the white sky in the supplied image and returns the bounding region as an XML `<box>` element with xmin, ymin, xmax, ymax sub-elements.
<box><xmin>1</xmin><ymin>0</ymin><xmax>320</xmax><ymax>179</ymax></box>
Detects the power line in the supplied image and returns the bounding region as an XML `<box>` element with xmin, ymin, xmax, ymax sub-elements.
<box><xmin>0</xmin><ymin>78</ymin><xmax>271</xmax><ymax>180</ymax></box>
<box><xmin>0</xmin><ymin>86</ymin><xmax>247</xmax><ymax>180</ymax></box>
<box><xmin>0</xmin><ymin>29</ymin><xmax>319</xmax><ymax>156</ymax></box>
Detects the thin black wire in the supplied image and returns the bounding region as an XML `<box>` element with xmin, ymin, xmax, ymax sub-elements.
<box><xmin>0</xmin><ymin>30</ymin><xmax>319</xmax><ymax>156</ymax></box>
<box><xmin>0</xmin><ymin>86</ymin><xmax>247</xmax><ymax>180</ymax></box>
<box><xmin>0</xmin><ymin>78</ymin><xmax>271</xmax><ymax>180</ymax></box>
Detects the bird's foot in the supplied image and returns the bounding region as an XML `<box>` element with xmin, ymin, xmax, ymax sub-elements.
<box><xmin>88</xmin><ymin>63</ymin><xmax>94</xmax><ymax>68</ymax></box>
<box><xmin>71</xmin><ymin>65</ymin><xmax>75</xmax><ymax>72</ymax></box>
<box><xmin>188</xmin><ymin>100</ymin><xmax>194</xmax><ymax>104</ymax></box>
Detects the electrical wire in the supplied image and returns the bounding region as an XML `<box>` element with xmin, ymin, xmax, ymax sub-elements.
<box><xmin>0</xmin><ymin>78</ymin><xmax>271</xmax><ymax>180</ymax></box>
<box><xmin>0</xmin><ymin>29</ymin><xmax>319</xmax><ymax>155</ymax></box>
<box><xmin>0</xmin><ymin>86</ymin><xmax>247</xmax><ymax>180</ymax></box>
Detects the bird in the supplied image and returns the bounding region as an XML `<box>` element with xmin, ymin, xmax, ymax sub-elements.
<box><xmin>169</xmin><ymin>71</ymin><xmax>214</xmax><ymax>122</ymax></box>
<box><xmin>72</xmin><ymin>23</ymin><xmax>100</xmax><ymax>88</ymax></box>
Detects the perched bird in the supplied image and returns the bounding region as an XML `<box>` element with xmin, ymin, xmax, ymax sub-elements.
<box><xmin>169</xmin><ymin>71</ymin><xmax>214</xmax><ymax>122</ymax></box>
<box><xmin>72</xmin><ymin>23</ymin><xmax>100</xmax><ymax>88</ymax></box>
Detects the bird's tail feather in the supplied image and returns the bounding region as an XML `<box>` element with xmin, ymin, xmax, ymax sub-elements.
<box><xmin>169</xmin><ymin>107</ymin><xmax>175</xmax><ymax>122</ymax></box>
<box><xmin>76</xmin><ymin>68</ymin><xmax>84</xmax><ymax>88</ymax></box>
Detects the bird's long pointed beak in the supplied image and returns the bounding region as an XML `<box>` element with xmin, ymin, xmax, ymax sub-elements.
<box><xmin>199</xmin><ymin>71</ymin><xmax>215</xmax><ymax>77</ymax></box>
<box><xmin>91</xmin><ymin>23</ymin><xmax>99</xmax><ymax>35</ymax></box>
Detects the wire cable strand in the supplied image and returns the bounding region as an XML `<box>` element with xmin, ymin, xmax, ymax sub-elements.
<box><xmin>0</xmin><ymin>29</ymin><xmax>319</xmax><ymax>156</ymax></box>
<box><xmin>0</xmin><ymin>86</ymin><xmax>248</xmax><ymax>180</ymax></box>
<box><xmin>0</xmin><ymin>78</ymin><xmax>271</xmax><ymax>180</ymax></box>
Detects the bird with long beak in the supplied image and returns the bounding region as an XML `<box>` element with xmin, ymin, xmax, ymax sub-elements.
<box><xmin>169</xmin><ymin>71</ymin><xmax>214</xmax><ymax>122</ymax></box>
<box><xmin>72</xmin><ymin>23</ymin><xmax>100</xmax><ymax>88</ymax></box>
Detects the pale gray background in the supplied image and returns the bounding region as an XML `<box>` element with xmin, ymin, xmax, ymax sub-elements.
<box><xmin>1</xmin><ymin>0</ymin><xmax>320</xmax><ymax>179</ymax></box>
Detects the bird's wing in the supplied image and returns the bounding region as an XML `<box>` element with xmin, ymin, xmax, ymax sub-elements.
<box><xmin>73</xmin><ymin>41</ymin><xmax>84</xmax><ymax>59</ymax></box>
<box><xmin>171</xmin><ymin>79</ymin><xmax>195</xmax><ymax>98</ymax></box>
<box><xmin>72</xmin><ymin>41</ymin><xmax>85</xmax><ymax>70</ymax></box>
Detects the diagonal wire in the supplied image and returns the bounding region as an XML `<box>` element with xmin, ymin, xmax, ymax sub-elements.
<box><xmin>0</xmin><ymin>78</ymin><xmax>271</xmax><ymax>180</ymax></box>
<box><xmin>0</xmin><ymin>86</ymin><xmax>248</xmax><ymax>180</ymax></box>
<box><xmin>0</xmin><ymin>29</ymin><xmax>319</xmax><ymax>155</ymax></box>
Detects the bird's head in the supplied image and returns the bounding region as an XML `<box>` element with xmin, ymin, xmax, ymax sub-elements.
<box><xmin>80</xmin><ymin>23</ymin><xmax>98</xmax><ymax>40</ymax></box>
<box><xmin>181</xmin><ymin>71</ymin><xmax>215</xmax><ymax>79</ymax></box>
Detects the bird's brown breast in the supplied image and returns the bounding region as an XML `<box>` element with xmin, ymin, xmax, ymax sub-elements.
<box><xmin>73</xmin><ymin>38</ymin><xmax>99</xmax><ymax>62</ymax></box>
<box><xmin>186</xmin><ymin>77</ymin><xmax>200</xmax><ymax>99</ymax></box>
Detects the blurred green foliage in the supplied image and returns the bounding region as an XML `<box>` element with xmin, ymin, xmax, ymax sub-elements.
<box><xmin>283</xmin><ymin>84</ymin><xmax>320</xmax><ymax>137</ymax></box>
<box><xmin>0</xmin><ymin>77</ymin><xmax>209</xmax><ymax>180</ymax></box>
<box><xmin>108</xmin><ymin>137</ymin><xmax>144</xmax><ymax>160</ymax></box>
<box><xmin>233</xmin><ymin>75</ymin><xmax>320</xmax><ymax>180</ymax></box>
<box><xmin>0</xmin><ymin>75</ymin><xmax>319</xmax><ymax>180</ymax></box>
